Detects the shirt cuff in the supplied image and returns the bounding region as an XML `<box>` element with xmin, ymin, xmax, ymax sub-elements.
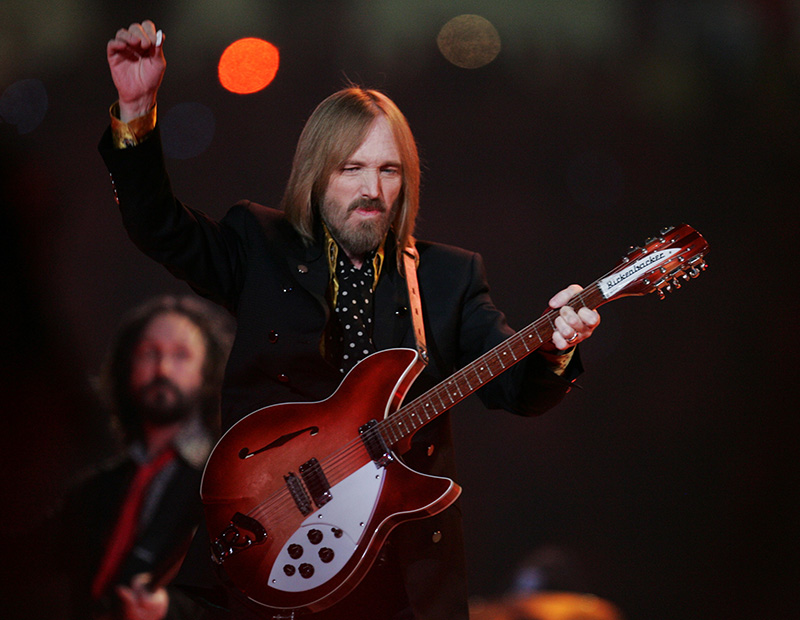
<box><xmin>539</xmin><ymin>347</ymin><xmax>575</xmax><ymax>376</ymax></box>
<box><xmin>110</xmin><ymin>101</ymin><xmax>157</xmax><ymax>149</ymax></box>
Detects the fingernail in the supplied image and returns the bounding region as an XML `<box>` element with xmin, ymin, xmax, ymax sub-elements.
<box><xmin>156</xmin><ymin>30</ymin><xmax>163</xmax><ymax>46</ymax></box>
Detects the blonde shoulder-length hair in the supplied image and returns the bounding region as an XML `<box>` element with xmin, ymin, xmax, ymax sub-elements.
<box><xmin>281</xmin><ymin>87</ymin><xmax>420</xmax><ymax>261</ymax></box>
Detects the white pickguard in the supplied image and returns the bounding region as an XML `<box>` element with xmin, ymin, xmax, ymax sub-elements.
<box><xmin>268</xmin><ymin>461</ymin><xmax>385</xmax><ymax>592</ymax></box>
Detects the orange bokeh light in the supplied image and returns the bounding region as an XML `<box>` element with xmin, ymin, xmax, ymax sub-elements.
<box><xmin>218</xmin><ymin>38</ymin><xmax>280</xmax><ymax>95</ymax></box>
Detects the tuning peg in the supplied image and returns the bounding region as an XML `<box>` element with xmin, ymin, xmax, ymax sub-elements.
<box><xmin>671</xmin><ymin>278</ymin><xmax>681</xmax><ymax>289</ymax></box>
<box><xmin>659</xmin><ymin>226</ymin><xmax>674</xmax><ymax>235</ymax></box>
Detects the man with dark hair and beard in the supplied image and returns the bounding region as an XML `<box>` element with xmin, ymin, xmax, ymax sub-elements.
<box><xmin>56</xmin><ymin>295</ymin><xmax>233</xmax><ymax>620</ymax></box>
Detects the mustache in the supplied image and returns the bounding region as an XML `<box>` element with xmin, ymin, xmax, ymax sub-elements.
<box><xmin>347</xmin><ymin>197</ymin><xmax>387</xmax><ymax>214</ymax></box>
<box><xmin>140</xmin><ymin>376</ymin><xmax>181</xmax><ymax>395</ymax></box>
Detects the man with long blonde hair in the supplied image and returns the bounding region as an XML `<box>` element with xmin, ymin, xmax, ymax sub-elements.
<box><xmin>99</xmin><ymin>21</ymin><xmax>600</xmax><ymax>620</ymax></box>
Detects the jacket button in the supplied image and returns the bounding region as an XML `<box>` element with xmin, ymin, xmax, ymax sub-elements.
<box><xmin>297</xmin><ymin>264</ymin><xmax>308</xmax><ymax>274</ymax></box>
<box><xmin>269</xmin><ymin>330</ymin><xmax>279</xmax><ymax>343</ymax></box>
<box><xmin>427</xmin><ymin>444</ymin><xmax>435</xmax><ymax>457</ymax></box>
<box><xmin>278</xmin><ymin>374</ymin><xmax>289</xmax><ymax>383</ymax></box>
<box><xmin>431</xmin><ymin>531</ymin><xmax>442</xmax><ymax>543</ymax></box>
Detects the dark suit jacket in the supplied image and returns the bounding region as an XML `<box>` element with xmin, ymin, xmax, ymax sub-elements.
<box><xmin>100</xmin><ymin>127</ymin><xmax>581</xmax><ymax>620</ymax></box>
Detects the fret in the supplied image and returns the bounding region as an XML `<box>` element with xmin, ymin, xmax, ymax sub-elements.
<box><xmin>471</xmin><ymin>364</ymin><xmax>484</xmax><ymax>384</ymax></box>
<box><xmin>384</xmin><ymin>421</ymin><xmax>398</xmax><ymax>444</ymax></box>
<box><xmin>494</xmin><ymin>349</ymin><xmax>506</xmax><ymax>369</ymax></box>
<box><xmin>446</xmin><ymin>380</ymin><xmax>463</xmax><ymax>401</ymax></box>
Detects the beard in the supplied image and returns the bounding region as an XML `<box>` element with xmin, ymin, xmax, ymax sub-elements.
<box><xmin>131</xmin><ymin>377</ymin><xmax>200</xmax><ymax>426</ymax></box>
<box><xmin>321</xmin><ymin>196</ymin><xmax>395</xmax><ymax>258</ymax></box>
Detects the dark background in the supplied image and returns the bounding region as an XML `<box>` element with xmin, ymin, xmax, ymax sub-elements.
<box><xmin>2</xmin><ymin>1</ymin><xmax>798</xmax><ymax>619</ymax></box>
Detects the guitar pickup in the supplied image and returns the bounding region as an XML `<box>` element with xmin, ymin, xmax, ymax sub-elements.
<box><xmin>359</xmin><ymin>419</ymin><xmax>393</xmax><ymax>467</ymax></box>
<box><xmin>284</xmin><ymin>472</ymin><xmax>312</xmax><ymax>516</ymax></box>
<box><xmin>299</xmin><ymin>457</ymin><xmax>332</xmax><ymax>508</ymax></box>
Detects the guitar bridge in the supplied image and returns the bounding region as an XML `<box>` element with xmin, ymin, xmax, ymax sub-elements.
<box><xmin>211</xmin><ymin>512</ymin><xmax>268</xmax><ymax>564</ymax></box>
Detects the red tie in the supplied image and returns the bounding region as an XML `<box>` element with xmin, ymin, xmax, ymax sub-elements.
<box><xmin>90</xmin><ymin>447</ymin><xmax>176</xmax><ymax>600</ymax></box>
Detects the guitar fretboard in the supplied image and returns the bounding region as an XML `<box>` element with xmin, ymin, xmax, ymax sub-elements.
<box><xmin>377</xmin><ymin>282</ymin><xmax>606</xmax><ymax>446</ymax></box>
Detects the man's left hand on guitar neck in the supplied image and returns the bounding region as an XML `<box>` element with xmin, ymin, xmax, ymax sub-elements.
<box><xmin>541</xmin><ymin>284</ymin><xmax>601</xmax><ymax>358</ymax></box>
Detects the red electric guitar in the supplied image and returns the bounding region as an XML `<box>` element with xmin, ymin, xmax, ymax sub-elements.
<box><xmin>200</xmin><ymin>224</ymin><xmax>709</xmax><ymax>614</ymax></box>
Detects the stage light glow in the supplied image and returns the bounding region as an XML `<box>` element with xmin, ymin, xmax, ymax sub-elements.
<box><xmin>218</xmin><ymin>37</ymin><xmax>279</xmax><ymax>94</ymax></box>
<box><xmin>437</xmin><ymin>15</ymin><xmax>501</xmax><ymax>69</ymax></box>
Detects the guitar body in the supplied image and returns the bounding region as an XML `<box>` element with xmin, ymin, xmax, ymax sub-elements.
<box><xmin>201</xmin><ymin>348</ymin><xmax>462</xmax><ymax>613</ymax></box>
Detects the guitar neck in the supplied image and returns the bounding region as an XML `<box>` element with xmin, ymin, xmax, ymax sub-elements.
<box><xmin>377</xmin><ymin>282</ymin><xmax>605</xmax><ymax>446</ymax></box>
<box><xmin>376</xmin><ymin>223</ymin><xmax>709</xmax><ymax>448</ymax></box>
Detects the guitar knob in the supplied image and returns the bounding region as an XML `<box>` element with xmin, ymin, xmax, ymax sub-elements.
<box><xmin>299</xmin><ymin>563</ymin><xmax>315</xmax><ymax>579</ymax></box>
<box><xmin>319</xmin><ymin>547</ymin><xmax>335</xmax><ymax>563</ymax></box>
<box><xmin>308</xmin><ymin>529</ymin><xmax>323</xmax><ymax>545</ymax></box>
<box><xmin>288</xmin><ymin>544</ymin><xmax>303</xmax><ymax>559</ymax></box>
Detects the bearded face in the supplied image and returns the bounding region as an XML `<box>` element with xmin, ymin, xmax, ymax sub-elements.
<box><xmin>130</xmin><ymin>375</ymin><xmax>202</xmax><ymax>426</ymax></box>
<box><xmin>321</xmin><ymin>115</ymin><xmax>402</xmax><ymax>264</ymax></box>
<box><xmin>321</xmin><ymin>195</ymin><xmax>395</xmax><ymax>259</ymax></box>
<box><xmin>128</xmin><ymin>312</ymin><xmax>208</xmax><ymax>427</ymax></box>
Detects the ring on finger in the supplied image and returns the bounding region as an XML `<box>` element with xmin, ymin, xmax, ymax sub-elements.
<box><xmin>567</xmin><ymin>331</ymin><xmax>579</xmax><ymax>342</ymax></box>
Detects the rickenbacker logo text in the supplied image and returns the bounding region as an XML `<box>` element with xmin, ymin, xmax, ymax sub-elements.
<box><xmin>598</xmin><ymin>249</ymin><xmax>679</xmax><ymax>298</ymax></box>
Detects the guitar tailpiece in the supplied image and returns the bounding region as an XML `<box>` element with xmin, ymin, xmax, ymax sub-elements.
<box><xmin>211</xmin><ymin>512</ymin><xmax>268</xmax><ymax>564</ymax></box>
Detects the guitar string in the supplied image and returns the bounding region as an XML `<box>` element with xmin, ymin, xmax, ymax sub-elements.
<box><xmin>246</xmin><ymin>285</ymin><xmax>602</xmax><ymax>526</ymax></box>
<box><xmin>241</xmin><ymin>283</ymin><xmax>609</xmax><ymax>530</ymax></box>
<box><xmin>246</xmin><ymin>433</ymin><xmax>373</xmax><ymax>525</ymax></box>
<box><xmin>384</xmin><ymin>285</ymin><xmax>601</xmax><ymax>439</ymax></box>
<box><xmin>240</xmin><ymin>237</ymin><xmax>701</xmax><ymax>524</ymax></box>
<box><xmin>236</xmin><ymin>237</ymin><xmax>704</xmax><ymax>540</ymax></box>
<box><xmin>216</xmin><ymin>234</ymin><xmax>703</xmax><ymax>547</ymax></box>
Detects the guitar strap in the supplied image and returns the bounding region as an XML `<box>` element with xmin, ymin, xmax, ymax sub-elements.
<box><xmin>401</xmin><ymin>240</ymin><xmax>428</xmax><ymax>365</ymax></box>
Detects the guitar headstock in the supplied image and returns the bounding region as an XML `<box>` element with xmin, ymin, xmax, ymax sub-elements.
<box><xmin>597</xmin><ymin>224</ymin><xmax>709</xmax><ymax>302</ymax></box>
